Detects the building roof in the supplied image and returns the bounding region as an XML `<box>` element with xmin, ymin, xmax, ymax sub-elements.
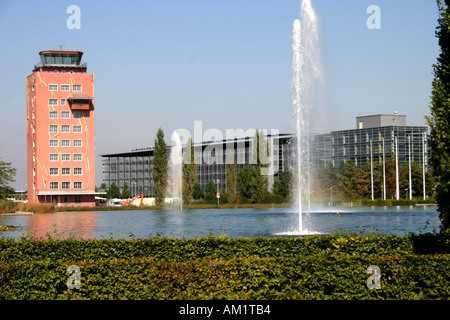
<box><xmin>99</xmin><ymin>133</ymin><xmax>294</xmax><ymax>158</ymax></box>
<box><xmin>67</xmin><ymin>93</ymin><xmax>93</xmax><ymax>100</ymax></box>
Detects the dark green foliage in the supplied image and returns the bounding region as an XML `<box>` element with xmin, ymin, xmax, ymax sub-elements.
<box><xmin>0</xmin><ymin>234</ymin><xmax>448</xmax><ymax>299</ymax></box>
<box><xmin>106</xmin><ymin>182</ymin><xmax>120</xmax><ymax>199</ymax></box>
<box><xmin>0</xmin><ymin>161</ymin><xmax>17</xmax><ymax>198</ymax></box>
<box><xmin>153</xmin><ymin>128</ymin><xmax>168</xmax><ymax>206</ymax></box>
<box><xmin>250</xmin><ymin>130</ymin><xmax>269</xmax><ymax>203</ymax></box>
<box><xmin>427</xmin><ymin>0</ymin><xmax>450</xmax><ymax>231</ymax></box>
<box><xmin>121</xmin><ymin>183</ymin><xmax>130</xmax><ymax>198</ymax></box>
<box><xmin>226</xmin><ymin>153</ymin><xmax>238</xmax><ymax>204</ymax></box>
<box><xmin>237</xmin><ymin>167</ymin><xmax>252</xmax><ymax>198</ymax></box>
<box><xmin>204</xmin><ymin>180</ymin><xmax>218</xmax><ymax>204</ymax></box>
<box><xmin>182</xmin><ymin>138</ymin><xmax>196</xmax><ymax>205</ymax></box>
<box><xmin>315</xmin><ymin>160</ymin><xmax>433</xmax><ymax>202</ymax></box>
<box><xmin>192</xmin><ymin>182</ymin><xmax>204</xmax><ymax>200</ymax></box>
<box><xmin>273</xmin><ymin>168</ymin><xmax>293</xmax><ymax>200</ymax></box>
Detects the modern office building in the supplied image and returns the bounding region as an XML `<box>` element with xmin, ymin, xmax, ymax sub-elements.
<box><xmin>101</xmin><ymin>134</ymin><xmax>293</xmax><ymax>197</ymax></box>
<box><xmin>311</xmin><ymin>113</ymin><xmax>429</xmax><ymax>170</ymax></box>
<box><xmin>26</xmin><ymin>50</ymin><xmax>97</xmax><ymax>206</ymax></box>
<box><xmin>101</xmin><ymin>114</ymin><xmax>429</xmax><ymax>197</ymax></box>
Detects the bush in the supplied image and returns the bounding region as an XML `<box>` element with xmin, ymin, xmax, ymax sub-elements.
<box><xmin>262</xmin><ymin>193</ymin><xmax>286</xmax><ymax>204</ymax></box>
<box><xmin>0</xmin><ymin>235</ymin><xmax>448</xmax><ymax>300</ymax></box>
<box><xmin>0</xmin><ymin>199</ymin><xmax>16</xmax><ymax>213</ymax></box>
<box><xmin>0</xmin><ymin>201</ymin><xmax>56</xmax><ymax>214</ymax></box>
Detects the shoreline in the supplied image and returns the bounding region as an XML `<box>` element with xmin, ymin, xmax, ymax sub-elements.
<box><xmin>1</xmin><ymin>201</ymin><xmax>437</xmax><ymax>215</ymax></box>
<box><xmin>0</xmin><ymin>211</ymin><xmax>34</xmax><ymax>216</ymax></box>
<box><xmin>55</xmin><ymin>201</ymin><xmax>437</xmax><ymax>213</ymax></box>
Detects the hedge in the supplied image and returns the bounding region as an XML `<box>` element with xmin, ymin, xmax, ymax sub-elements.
<box><xmin>0</xmin><ymin>234</ymin><xmax>449</xmax><ymax>300</ymax></box>
<box><xmin>0</xmin><ymin>234</ymin><xmax>418</xmax><ymax>264</ymax></box>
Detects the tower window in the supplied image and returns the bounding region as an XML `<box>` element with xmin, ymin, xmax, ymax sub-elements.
<box><xmin>50</xmin><ymin>182</ymin><xmax>59</xmax><ymax>189</ymax></box>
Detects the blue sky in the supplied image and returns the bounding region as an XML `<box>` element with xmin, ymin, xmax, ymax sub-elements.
<box><xmin>0</xmin><ymin>0</ymin><xmax>440</xmax><ymax>188</ymax></box>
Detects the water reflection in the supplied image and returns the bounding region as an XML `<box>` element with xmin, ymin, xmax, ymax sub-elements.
<box><xmin>0</xmin><ymin>206</ymin><xmax>441</xmax><ymax>240</ymax></box>
<box><xmin>26</xmin><ymin>211</ymin><xmax>97</xmax><ymax>239</ymax></box>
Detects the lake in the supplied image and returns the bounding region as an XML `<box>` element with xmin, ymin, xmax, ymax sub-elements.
<box><xmin>0</xmin><ymin>206</ymin><xmax>441</xmax><ymax>239</ymax></box>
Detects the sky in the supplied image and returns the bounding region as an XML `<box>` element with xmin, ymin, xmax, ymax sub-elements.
<box><xmin>0</xmin><ymin>0</ymin><xmax>440</xmax><ymax>188</ymax></box>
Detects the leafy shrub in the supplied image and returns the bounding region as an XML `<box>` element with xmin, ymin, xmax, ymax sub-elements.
<box><xmin>0</xmin><ymin>235</ymin><xmax>448</xmax><ymax>300</ymax></box>
<box><xmin>0</xmin><ymin>199</ymin><xmax>16</xmax><ymax>213</ymax></box>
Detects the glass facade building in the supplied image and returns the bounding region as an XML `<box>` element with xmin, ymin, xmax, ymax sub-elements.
<box><xmin>311</xmin><ymin>126</ymin><xmax>429</xmax><ymax>170</ymax></box>
<box><xmin>311</xmin><ymin>114</ymin><xmax>429</xmax><ymax>170</ymax></box>
<box><xmin>101</xmin><ymin>115</ymin><xmax>429</xmax><ymax>197</ymax></box>
<box><xmin>101</xmin><ymin>135</ymin><xmax>293</xmax><ymax>197</ymax></box>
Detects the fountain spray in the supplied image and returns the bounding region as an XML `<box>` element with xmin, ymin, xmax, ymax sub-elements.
<box><xmin>291</xmin><ymin>0</ymin><xmax>321</xmax><ymax>233</ymax></box>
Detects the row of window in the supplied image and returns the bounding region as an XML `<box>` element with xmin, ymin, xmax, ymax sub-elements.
<box><xmin>49</xmin><ymin>110</ymin><xmax>84</xmax><ymax>119</ymax></box>
<box><xmin>49</xmin><ymin>153</ymin><xmax>83</xmax><ymax>161</ymax></box>
<box><xmin>49</xmin><ymin>99</ymin><xmax>67</xmax><ymax>106</ymax></box>
<box><xmin>50</xmin><ymin>167</ymin><xmax>82</xmax><ymax>176</ymax></box>
<box><xmin>63</xmin><ymin>195</ymin><xmax>82</xmax><ymax>204</ymax></box>
<box><xmin>49</xmin><ymin>181</ymin><xmax>83</xmax><ymax>190</ymax></box>
<box><xmin>49</xmin><ymin>100</ymin><xmax>87</xmax><ymax>113</ymax></box>
<box><xmin>49</xmin><ymin>139</ymin><xmax>83</xmax><ymax>147</ymax></box>
<box><xmin>48</xmin><ymin>84</ymin><xmax>82</xmax><ymax>92</ymax></box>
<box><xmin>49</xmin><ymin>123</ymin><xmax>83</xmax><ymax>133</ymax></box>
<box><xmin>50</xmin><ymin>167</ymin><xmax>83</xmax><ymax>176</ymax></box>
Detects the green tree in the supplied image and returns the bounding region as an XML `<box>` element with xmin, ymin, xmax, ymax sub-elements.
<box><xmin>250</xmin><ymin>130</ymin><xmax>270</xmax><ymax>203</ymax></box>
<box><xmin>153</xmin><ymin>128</ymin><xmax>168</xmax><ymax>206</ymax></box>
<box><xmin>427</xmin><ymin>0</ymin><xmax>450</xmax><ymax>231</ymax></box>
<box><xmin>121</xmin><ymin>183</ymin><xmax>130</xmax><ymax>199</ymax></box>
<box><xmin>106</xmin><ymin>182</ymin><xmax>120</xmax><ymax>199</ymax></box>
<box><xmin>182</xmin><ymin>137</ymin><xmax>196</xmax><ymax>205</ymax></box>
<box><xmin>0</xmin><ymin>161</ymin><xmax>17</xmax><ymax>198</ymax></box>
<box><xmin>204</xmin><ymin>180</ymin><xmax>218</xmax><ymax>204</ymax></box>
<box><xmin>358</xmin><ymin>161</ymin><xmax>374</xmax><ymax>198</ymax></box>
<box><xmin>273</xmin><ymin>168</ymin><xmax>293</xmax><ymax>200</ymax></box>
<box><xmin>336</xmin><ymin>160</ymin><xmax>361</xmax><ymax>201</ymax></box>
<box><xmin>226</xmin><ymin>153</ymin><xmax>237</xmax><ymax>204</ymax></box>
<box><xmin>380</xmin><ymin>158</ymin><xmax>397</xmax><ymax>200</ymax></box>
<box><xmin>315</xmin><ymin>162</ymin><xmax>339</xmax><ymax>199</ymax></box>
<box><xmin>193</xmin><ymin>182</ymin><xmax>204</xmax><ymax>200</ymax></box>
<box><xmin>237</xmin><ymin>167</ymin><xmax>252</xmax><ymax>199</ymax></box>
<box><xmin>400</xmin><ymin>162</ymin><xmax>435</xmax><ymax>199</ymax></box>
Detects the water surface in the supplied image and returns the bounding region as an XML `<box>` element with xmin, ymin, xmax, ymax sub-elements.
<box><xmin>0</xmin><ymin>206</ymin><xmax>440</xmax><ymax>239</ymax></box>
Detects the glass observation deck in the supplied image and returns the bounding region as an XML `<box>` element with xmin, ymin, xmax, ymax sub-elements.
<box><xmin>34</xmin><ymin>50</ymin><xmax>87</xmax><ymax>70</ymax></box>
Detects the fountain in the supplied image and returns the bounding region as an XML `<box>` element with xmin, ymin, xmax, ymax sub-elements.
<box><xmin>290</xmin><ymin>0</ymin><xmax>322</xmax><ymax>235</ymax></box>
<box><xmin>168</xmin><ymin>131</ymin><xmax>183</xmax><ymax>209</ymax></box>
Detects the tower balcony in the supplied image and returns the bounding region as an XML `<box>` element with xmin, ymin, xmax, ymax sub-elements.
<box><xmin>67</xmin><ymin>93</ymin><xmax>94</xmax><ymax>110</ymax></box>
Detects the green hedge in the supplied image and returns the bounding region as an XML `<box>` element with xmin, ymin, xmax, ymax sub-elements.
<box><xmin>0</xmin><ymin>235</ymin><xmax>449</xmax><ymax>300</ymax></box>
<box><xmin>0</xmin><ymin>234</ymin><xmax>416</xmax><ymax>263</ymax></box>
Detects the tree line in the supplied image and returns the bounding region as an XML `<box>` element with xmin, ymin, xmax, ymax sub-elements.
<box><xmin>313</xmin><ymin>159</ymin><xmax>434</xmax><ymax>202</ymax></box>
<box><xmin>102</xmin><ymin>127</ymin><xmax>436</xmax><ymax>205</ymax></box>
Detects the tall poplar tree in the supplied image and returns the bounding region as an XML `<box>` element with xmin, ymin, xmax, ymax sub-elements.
<box><xmin>153</xmin><ymin>128</ymin><xmax>168</xmax><ymax>206</ymax></box>
<box><xmin>226</xmin><ymin>152</ymin><xmax>237</xmax><ymax>204</ymax></box>
<box><xmin>250</xmin><ymin>130</ymin><xmax>269</xmax><ymax>203</ymax></box>
<box><xmin>427</xmin><ymin>0</ymin><xmax>450</xmax><ymax>231</ymax></box>
<box><xmin>183</xmin><ymin>137</ymin><xmax>196</xmax><ymax>205</ymax></box>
